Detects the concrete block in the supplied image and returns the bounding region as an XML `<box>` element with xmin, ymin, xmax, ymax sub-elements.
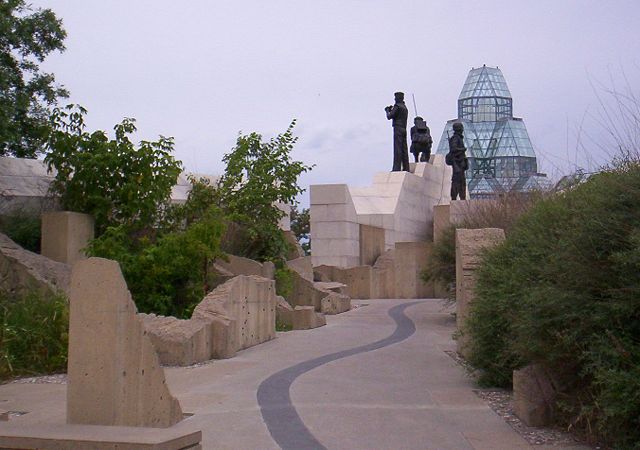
<box><xmin>513</xmin><ymin>364</ymin><xmax>556</xmax><ymax>427</ymax></box>
<box><xmin>359</xmin><ymin>224</ymin><xmax>385</xmax><ymax>266</ymax></box>
<box><xmin>292</xmin><ymin>306</ymin><xmax>327</xmax><ymax>329</ymax></box>
<box><xmin>0</xmin><ymin>423</ymin><xmax>201</xmax><ymax>449</ymax></box>
<box><xmin>41</xmin><ymin>211</ymin><xmax>94</xmax><ymax>265</ymax></box>
<box><xmin>139</xmin><ymin>315</ymin><xmax>212</xmax><ymax>366</ymax></box>
<box><xmin>320</xmin><ymin>292</ymin><xmax>351</xmax><ymax>315</ymax></box>
<box><xmin>433</xmin><ymin>204</ymin><xmax>451</xmax><ymax>244</ymax></box>
<box><xmin>394</xmin><ymin>242</ymin><xmax>434</xmax><ymax>299</ymax></box>
<box><xmin>286</xmin><ymin>256</ymin><xmax>313</xmax><ymax>281</ymax></box>
<box><xmin>67</xmin><ymin>258</ymin><xmax>183</xmax><ymax>428</ymax></box>
<box><xmin>0</xmin><ymin>232</ymin><xmax>71</xmax><ymax>296</ymax></box>
<box><xmin>313</xmin><ymin>265</ymin><xmax>372</xmax><ymax>299</ymax></box>
<box><xmin>455</xmin><ymin>228</ymin><xmax>506</xmax><ymax>357</ymax></box>
<box><xmin>214</xmin><ymin>254</ymin><xmax>274</xmax><ymax>279</ymax></box>
<box><xmin>371</xmin><ymin>249</ymin><xmax>396</xmax><ymax>298</ymax></box>
<box><xmin>310</xmin><ymin>183</ymin><xmax>350</xmax><ymax>205</ymax></box>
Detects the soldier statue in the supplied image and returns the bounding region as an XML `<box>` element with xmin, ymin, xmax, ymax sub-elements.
<box><xmin>446</xmin><ymin>122</ymin><xmax>469</xmax><ymax>200</ymax></box>
<box><xmin>385</xmin><ymin>92</ymin><xmax>409</xmax><ymax>172</ymax></box>
<box><xmin>410</xmin><ymin>116</ymin><xmax>433</xmax><ymax>163</ymax></box>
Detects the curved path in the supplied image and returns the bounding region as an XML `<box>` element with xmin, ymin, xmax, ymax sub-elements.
<box><xmin>0</xmin><ymin>299</ymin><xmax>590</xmax><ymax>449</ymax></box>
<box><xmin>257</xmin><ymin>302</ymin><xmax>421</xmax><ymax>449</ymax></box>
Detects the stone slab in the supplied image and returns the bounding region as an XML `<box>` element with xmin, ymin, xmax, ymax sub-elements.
<box><xmin>0</xmin><ymin>423</ymin><xmax>201</xmax><ymax>449</ymax></box>
<box><xmin>359</xmin><ymin>224</ymin><xmax>385</xmax><ymax>266</ymax></box>
<box><xmin>513</xmin><ymin>364</ymin><xmax>556</xmax><ymax>427</ymax></box>
<box><xmin>67</xmin><ymin>258</ymin><xmax>183</xmax><ymax>427</ymax></box>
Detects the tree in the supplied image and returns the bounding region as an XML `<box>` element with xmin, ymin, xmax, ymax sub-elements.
<box><xmin>217</xmin><ymin>120</ymin><xmax>312</xmax><ymax>261</ymax></box>
<box><xmin>45</xmin><ymin>105</ymin><xmax>182</xmax><ymax>234</ymax></box>
<box><xmin>0</xmin><ymin>0</ymin><xmax>68</xmax><ymax>158</ymax></box>
<box><xmin>290</xmin><ymin>205</ymin><xmax>310</xmax><ymax>255</ymax></box>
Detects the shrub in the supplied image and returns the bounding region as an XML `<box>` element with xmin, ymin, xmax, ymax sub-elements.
<box><xmin>274</xmin><ymin>266</ymin><xmax>294</xmax><ymax>299</ymax></box>
<box><xmin>0</xmin><ymin>290</ymin><xmax>68</xmax><ymax>380</ymax></box>
<box><xmin>87</xmin><ymin>206</ymin><xmax>226</xmax><ymax>318</ymax></box>
<box><xmin>0</xmin><ymin>212</ymin><xmax>41</xmax><ymax>252</ymax></box>
<box><xmin>467</xmin><ymin>162</ymin><xmax>640</xmax><ymax>447</ymax></box>
<box><xmin>422</xmin><ymin>193</ymin><xmax>543</xmax><ymax>299</ymax></box>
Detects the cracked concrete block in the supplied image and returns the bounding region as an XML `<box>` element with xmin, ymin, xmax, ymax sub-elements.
<box><xmin>41</xmin><ymin>211</ymin><xmax>94</xmax><ymax>266</ymax></box>
<box><xmin>455</xmin><ymin>228</ymin><xmax>505</xmax><ymax>357</ymax></box>
<box><xmin>67</xmin><ymin>258</ymin><xmax>182</xmax><ymax>428</ymax></box>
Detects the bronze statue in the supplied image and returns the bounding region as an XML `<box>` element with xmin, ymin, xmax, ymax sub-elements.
<box><xmin>446</xmin><ymin>122</ymin><xmax>468</xmax><ymax>200</ymax></box>
<box><xmin>410</xmin><ymin>116</ymin><xmax>433</xmax><ymax>163</ymax></box>
<box><xmin>385</xmin><ymin>92</ymin><xmax>409</xmax><ymax>172</ymax></box>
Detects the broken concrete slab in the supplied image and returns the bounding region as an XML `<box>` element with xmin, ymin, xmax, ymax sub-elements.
<box><xmin>67</xmin><ymin>257</ymin><xmax>183</xmax><ymax>428</ymax></box>
<box><xmin>214</xmin><ymin>254</ymin><xmax>275</xmax><ymax>280</ymax></box>
<box><xmin>0</xmin><ymin>232</ymin><xmax>70</xmax><ymax>296</ymax></box>
<box><xmin>40</xmin><ymin>211</ymin><xmax>94</xmax><ymax>266</ymax></box>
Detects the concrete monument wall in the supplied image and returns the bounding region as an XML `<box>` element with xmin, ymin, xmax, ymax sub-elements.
<box><xmin>41</xmin><ymin>211</ymin><xmax>94</xmax><ymax>265</ymax></box>
<box><xmin>455</xmin><ymin>228</ymin><xmax>506</xmax><ymax>357</ymax></box>
<box><xmin>67</xmin><ymin>258</ymin><xmax>183</xmax><ymax>428</ymax></box>
<box><xmin>311</xmin><ymin>156</ymin><xmax>451</xmax><ymax>268</ymax></box>
<box><xmin>142</xmin><ymin>275</ymin><xmax>277</xmax><ymax>365</ymax></box>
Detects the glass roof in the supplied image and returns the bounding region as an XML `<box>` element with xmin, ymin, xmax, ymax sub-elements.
<box><xmin>458</xmin><ymin>66</ymin><xmax>512</xmax><ymax>100</ymax></box>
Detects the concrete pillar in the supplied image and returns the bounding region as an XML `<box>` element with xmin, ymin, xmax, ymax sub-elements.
<box><xmin>41</xmin><ymin>211</ymin><xmax>94</xmax><ymax>265</ymax></box>
<box><xmin>394</xmin><ymin>241</ymin><xmax>434</xmax><ymax>299</ymax></box>
<box><xmin>455</xmin><ymin>228</ymin><xmax>505</xmax><ymax>357</ymax></box>
<box><xmin>67</xmin><ymin>258</ymin><xmax>183</xmax><ymax>428</ymax></box>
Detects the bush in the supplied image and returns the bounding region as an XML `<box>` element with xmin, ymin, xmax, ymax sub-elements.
<box><xmin>467</xmin><ymin>162</ymin><xmax>640</xmax><ymax>447</ymax></box>
<box><xmin>87</xmin><ymin>206</ymin><xmax>226</xmax><ymax>318</ymax></box>
<box><xmin>0</xmin><ymin>290</ymin><xmax>68</xmax><ymax>380</ymax></box>
<box><xmin>422</xmin><ymin>193</ymin><xmax>543</xmax><ymax>299</ymax></box>
<box><xmin>0</xmin><ymin>212</ymin><xmax>41</xmax><ymax>253</ymax></box>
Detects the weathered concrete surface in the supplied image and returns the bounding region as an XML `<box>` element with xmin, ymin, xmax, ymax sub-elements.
<box><xmin>143</xmin><ymin>275</ymin><xmax>277</xmax><ymax>365</ymax></box>
<box><xmin>214</xmin><ymin>254</ymin><xmax>275</xmax><ymax>280</ymax></box>
<box><xmin>314</xmin><ymin>264</ymin><xmax>372</xmax><ymax>299</ymax></box>
<box><xmin>513</xmin><ymin>364</ymin><xmax>556</xmax><ymax>427</ymax></box>
<box><xmin>433</xmin><ymin>204</ymin><xmax>451</xmax><ymax>243</ymax></box>
<box><xmin>67</xmin><ymin>258</ymin><xmax>182</xmax><ymax>427</ymax></box>
<box><xmin>0</xmin><ymin>232</ymin><xmax>70</xmax><ymax>296</ymax></box>
<box><xmin>139</xmin><ymin>315</ymin><xmax>212</xmax><ymax>367</ymax></box>
<box><xmin>455</xmin><ymin>228</ymin><xmax>506</xmax><ymax>358</ymax></box>
<box><xmin>0</xmin><ymin>423</ymin><xmax>201</xmax><ymax>449</ymax></box>
<box><xmin>276</xmin><ymin>297</ymin><xmax>327</xmax><ymax>330</ymax></box>
<box><xmin>283</xmin><ymin>230</ymin><xmax>305</xmax><ymax>260</ymax></box>
<box><xmin>40</xmin><ymin>211</ymin><xmax>94</xmax><ymax>266</ymax></box>
<box><xmin>394</xmin><ymin>241</ymin><xmax>433</xmax><ymax>299</ymax></box>
<box><xmin>359</xmin><ymin>224</ymin><xmax>385</xmax><ymax>266</ymax></box>
<box><xmin>284</xmin><ymin>268</ymin><xmax>351</xmax><ymax>315</ymax></box>
<box><xmin>0</xmin><ymin>299</ymin><xmax>590</xmax><ymax>449</ymax></box>
<box><xmin>286</xmin><ymin>255</ymin><xmax>313</xmax><ymax>281</ymax></box>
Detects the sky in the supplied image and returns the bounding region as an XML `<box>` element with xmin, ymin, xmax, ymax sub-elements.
<box><xmin>34</xmin><ymin>0</ymin><xmax>640</xmax><ymax>206</ymax></box>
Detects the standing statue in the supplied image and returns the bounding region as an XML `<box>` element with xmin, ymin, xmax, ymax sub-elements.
<box><xmin>446</xmin><ymin>122</ymin><xmax>469</xmax><ymax>200</ymax></box>
<box><xmin>385</xmin><ymin>92</ymin><xmax>409</xmax><ymax>172</ymax></box>
<box><xmin>410</xmin><ymin>116</ymin><xmax>433</xmax><ymax>163</ymax></box>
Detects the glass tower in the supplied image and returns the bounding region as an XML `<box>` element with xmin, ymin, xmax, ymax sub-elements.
<box><xmin>436</xmin><ymin>65</ymin><xmax>548</xmax><ymax>198</ymax></box>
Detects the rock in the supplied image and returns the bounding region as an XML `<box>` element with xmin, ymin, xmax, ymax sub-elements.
<box><xmin>513</xmin><ymin>364</ymin><xmax>556</xmax><ymax>427</ymax></box>
<box><xmin>276</xmin><ymin>296</ymin><xmax>326</xmax><ymax>330</ymax></box>
<box><xmin>0</xmin><ymin>232</ymin><xmax>70</xmax><ymax>297</ymax></box>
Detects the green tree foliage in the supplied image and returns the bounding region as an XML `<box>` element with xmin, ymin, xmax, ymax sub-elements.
<box><xmin>467</xmin><ymin>162</ymin><xmax>640</xmax><ymax>447</ymax></box>
<box><xmin>290</xmin><ymin>205</ymin><xmax>310</xmax><ymax>255</ymax></box>
<box><xmin>0</xmin><ymin>0</ymin><xmax>68</xmax><ymax>157</ymax></box>
<box><xmin>45</xmin><ymin>105</ymin><xmax>182</xmax><ymax>234</ymax></box>
<box><xmin>217</xmin><ymin>120</ymin><xmax>312</xmax><ymax>261</ymax></box>
<box><xmin>0</xmin><ymin>290</ymin><xmax>68</xmax><ymax>380</ymax></box>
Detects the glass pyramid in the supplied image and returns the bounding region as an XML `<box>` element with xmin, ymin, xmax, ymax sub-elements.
<box><xmin>436</xmin><ymin>65</ymin><xmax>548</xmax><ymax>198</ymax></box>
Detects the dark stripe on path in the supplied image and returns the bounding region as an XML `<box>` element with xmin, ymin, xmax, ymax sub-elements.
<box><xmin>257</xmin><ymin>301</ymin><xmax>422</xmax><ymax>450</ymax></box>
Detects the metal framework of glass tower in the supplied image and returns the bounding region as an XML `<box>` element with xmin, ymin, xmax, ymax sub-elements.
<box><xmin>436</xmin><ymin>65</ymin><xmax>548</xmax><ymax>198</ymax></box>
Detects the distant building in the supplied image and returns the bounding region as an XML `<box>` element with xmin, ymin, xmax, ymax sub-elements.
<box><xmin>436</xmin><ymin>65</ymin><xmax>549</xmax><ymax>198</ymax></box>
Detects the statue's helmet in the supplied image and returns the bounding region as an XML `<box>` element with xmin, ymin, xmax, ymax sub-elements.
<box><xmin>453</xmin><ymin>122</ymin><xmax>464</xmax><ymax>132</ymax></box>
<box><xmin>394</xmin><ymin>92</ymin><xmax>404</xmax><ymax>101</ymax></box>
<box><xmin>414</xmin><ymin>116</ymin><xmax>423</xmax><ymax>122</ymax></box>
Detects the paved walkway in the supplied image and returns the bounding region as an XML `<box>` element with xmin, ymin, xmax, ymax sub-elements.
<box><xmin>0</xmin><ymin>299</ymin><xmax>589</xmax><ymax>449</ymax></box>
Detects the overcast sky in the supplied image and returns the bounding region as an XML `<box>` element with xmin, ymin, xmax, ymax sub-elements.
<box><xmin>35</xmin><ymin>0</ymin><xmax>640</xmax><ymax>205</ymax></box>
